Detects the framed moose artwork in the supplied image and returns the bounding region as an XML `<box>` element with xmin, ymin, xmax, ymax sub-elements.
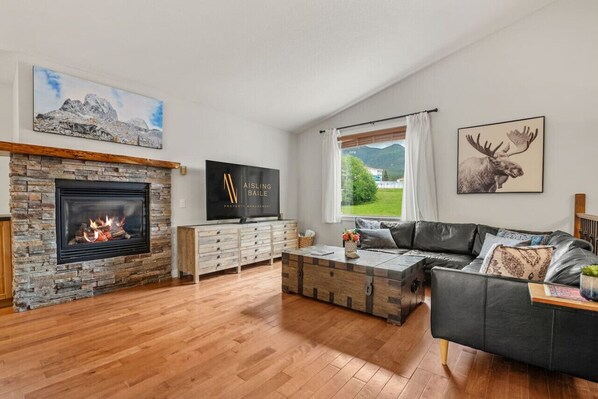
<box><xmin>457</xmin><ymin>116</ymin><xmax>545</xmax><ymax>194</ymax></box>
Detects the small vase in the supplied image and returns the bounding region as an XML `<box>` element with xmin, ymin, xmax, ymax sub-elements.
<box><xmin>581</xmin><ymin>274</ymin><xmax>598</xmax><ymax>301</ymax></box>
<box><xmin>345</xmin><ymin>240</ymin><xmax>359</xmax><ymax>258</ymax></box>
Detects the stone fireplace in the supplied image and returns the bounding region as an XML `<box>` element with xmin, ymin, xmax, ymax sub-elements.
<box><xmin>10</xmin><ymin>153</ymin><xmax>172</xmax><ymax>312</ymax></box>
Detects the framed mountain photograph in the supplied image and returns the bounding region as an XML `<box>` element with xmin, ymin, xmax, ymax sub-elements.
<box><xmin>33</xmin><ymin>66</ymin><xmax>163</xmax><ymax>149</ymax></box>
<box><xmin>457</xmin><ymin>116</ymin><xmax>545</xmax><ymax>194</ymax></box>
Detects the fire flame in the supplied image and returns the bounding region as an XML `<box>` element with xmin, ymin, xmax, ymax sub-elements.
<box><xmin>82</xmin><ymin>215</ymin><xmax>127</xmax><ymax>243</ymax></box>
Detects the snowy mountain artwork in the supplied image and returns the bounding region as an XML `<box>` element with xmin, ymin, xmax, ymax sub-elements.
<box><xmin>33</xmin><ymin>66</ymin><xmax>163</xmax><ymax>149</ymax></box>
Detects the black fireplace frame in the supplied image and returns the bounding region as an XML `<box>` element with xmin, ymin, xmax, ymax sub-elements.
<box><xmin>55</xmin><ymin>179</ymin><xmax>151</xmax><ymax>264</ymax></box>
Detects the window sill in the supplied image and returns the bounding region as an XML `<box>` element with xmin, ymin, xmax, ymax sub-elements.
<box><xmin>341</xmin><ymin>215</ymin><xmax>403</xmax><ymax>222</ymax></box>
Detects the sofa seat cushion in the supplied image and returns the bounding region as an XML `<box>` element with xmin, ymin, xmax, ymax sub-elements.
<box><xmin>413</xmin><ymin>221</ymin><xmax>477</xmax><ymax>255</ymax></box>
<box><xmin>405</xmin><ymin>249</ymin><xmax>475</xmax><ymax>272</ymax></box>
<box><xmin>462</xmin><ymin>258</ymin><xmax>484</xmax><ymax>273</ymax></box>
<box><xmin>380</xmin><ymin>221</ymin><xmax>415</xmax><ymax>248</ymax></box>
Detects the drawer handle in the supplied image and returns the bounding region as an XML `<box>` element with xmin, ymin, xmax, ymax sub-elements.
<box><xmin>254</xmin><ymin>256</ymin><xmax>258</xmax><ymax>259</ymax></box>
<box><xmin>216</xmin><ymin>239</ymin><xmax>221</xmax><ymax>243</ymax></box>
<box><xmin>254</xmin><ymin>227</ymin><xmax>258</xmax><ymax>231</ymax></box>
<box><xmin>254</xmin><ymin>234</ymin><xmax>258</xmax><ymax>238</ymax></box>
<box><xmin>255</xmin><ymin>241</ymin><xmax>258</xmax><ymax>245</ymax></box>
<box><xmin>216</xmin><ymin>247</ymin><xmax>220</xmax><ymax>251</ymax></box>
<box><xmin>284</xmin><ymin>224</ymin><xmax>287</xmax><ymax>227</ymax></box>
<box><xmin>217</xmin><ymin>255</ymin><xmax>221</xmax><ymax>259</ymax></box>
<box><xmin>217</xmin><ymin>263</ymin><xmax>221</xmax><ymax>267</ymax></box>
<box><xmin>254</xmin><ymin>248</ymin><xmax>258</xmax><ymax>252</ymax></box>
<box><xmin>216</xmin><ymin>230</ymin><xmax>221</xmax><ymax>235</ymax></box>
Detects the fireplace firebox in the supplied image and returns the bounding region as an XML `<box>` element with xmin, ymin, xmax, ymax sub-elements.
<box><xmin>55</xmin><ymin>179</ymin><xmax>151</xmax><ymax>264</ymax></box>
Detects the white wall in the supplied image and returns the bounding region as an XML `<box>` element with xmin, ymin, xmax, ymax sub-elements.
<box><xmin>297</xmin><ymin>0</ymin><xmax>598</xmax><ymax>245</ymax></box>
<box><xmin>12</xmin><ymin>54</ymin><xmax>298</xmax><ymax>274</ymax></box>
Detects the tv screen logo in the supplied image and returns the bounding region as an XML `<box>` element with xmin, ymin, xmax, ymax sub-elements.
<box><xmin>223</xmin><ymin>173</ymin><xmax>238</xmax><ymax>204</ymax></box>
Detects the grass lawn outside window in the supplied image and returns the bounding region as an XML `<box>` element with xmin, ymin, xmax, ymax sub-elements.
<box><xmin>341</xmin><ymin>188</ymin><xmax>403</xmax><ymax>217</ymax></box>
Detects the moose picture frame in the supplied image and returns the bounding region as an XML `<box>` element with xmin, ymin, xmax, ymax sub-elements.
<box><xmin>457</xmin><ymin>116</ymin><xmax>545</xmax><ymax>194</ymax></box>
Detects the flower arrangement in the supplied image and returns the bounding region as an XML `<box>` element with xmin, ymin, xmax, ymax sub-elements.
<box><xmin>342</xmin><ymin>228</ymin><xmax>360</xmax><ymax>243</ymax></box>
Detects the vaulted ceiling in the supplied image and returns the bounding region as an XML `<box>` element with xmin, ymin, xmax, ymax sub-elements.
<box><xmin>0</xmin><ymin>0</ymin><xmax>555</xmax><ymax>132</ymax></box>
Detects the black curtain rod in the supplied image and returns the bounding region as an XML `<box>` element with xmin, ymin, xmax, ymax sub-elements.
<box><xmin>319</xmin><ymin>108</ymin><xmax>438</xmax><ymax>133</ymax></box>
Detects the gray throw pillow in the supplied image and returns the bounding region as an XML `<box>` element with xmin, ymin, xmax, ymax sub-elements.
<box><xmin>357</xmin><ymin>228</ymin><xmax>398</xmax><ymax>249</ymax></box>
<box><xmin>497</xmin><ymin>228</ymin><xmax>550</xmax><ymax>246</ymax></box>
<box><xmin>380</xmin><ymin>221</ymin><xmax>415</xmax><ymax>248</ymax></box>
<box><xmin>355</xmin><ymin>218</ymin><xmax>381</xmax><ymax>229</ymax></box>
<box><xmin>477</xmin><ymin>233</ymin><xmax>530</xmax><ymax>259</ymax></box>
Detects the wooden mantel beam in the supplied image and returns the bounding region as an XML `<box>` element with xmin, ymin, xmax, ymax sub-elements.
<box><xmin>0</xmin><ymin>141</ymin><xmax>180</xmax><ymax>169</ymax></box>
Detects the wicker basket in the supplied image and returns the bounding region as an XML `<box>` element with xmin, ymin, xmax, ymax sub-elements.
<box><xmin>298</xmin><ymin>235</ymin><xmax>315</xmax><ymax>248</ymax></box>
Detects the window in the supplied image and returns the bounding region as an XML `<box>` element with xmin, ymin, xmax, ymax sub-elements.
<box><xmin>339</xmin><ymin>126</ymin><xmax>405</xmax><ymax>218</ymax></box>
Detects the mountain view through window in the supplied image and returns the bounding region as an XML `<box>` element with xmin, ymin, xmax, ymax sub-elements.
<box><xmin>341</xmin><ymin>140</ymin><xmax>405</xmax><ymax>217</ymax></box>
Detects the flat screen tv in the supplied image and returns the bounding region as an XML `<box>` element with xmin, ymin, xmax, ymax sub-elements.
<box><xmin>205</xmin><ymin>160</ymin><xmax>280</xmax><ymax>221</ymax></box>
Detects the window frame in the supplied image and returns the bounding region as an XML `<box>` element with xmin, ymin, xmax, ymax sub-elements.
<box><xmin>339</xmin><ymin>124</ymin><xmax>406</xmax><ymax>219</ymax></box>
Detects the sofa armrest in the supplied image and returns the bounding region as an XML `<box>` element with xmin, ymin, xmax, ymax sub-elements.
<box><xmin>431</xmin><ymin>267</ymin><xmax>554</xmax><ymax>368</ymax></box>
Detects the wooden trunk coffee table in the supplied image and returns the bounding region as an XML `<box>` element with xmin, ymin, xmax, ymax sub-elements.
<box><xmin>281</xmin><ymin>245</ymin><xmax>425</xmax><ymax>325</ymax></box>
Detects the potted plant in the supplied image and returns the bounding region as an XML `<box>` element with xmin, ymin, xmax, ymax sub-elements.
<box><xmin>342</xmin><ymin>228</ymin><xmax>360</xmax><ymax>259</ymax></box>
<box><xmin>580</xmin><ymin>265</ymin><xmax>598</xmax><ymax>301</ymax></box>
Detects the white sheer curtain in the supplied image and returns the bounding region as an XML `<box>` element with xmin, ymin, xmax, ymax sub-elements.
<box><xmin>321</xmin><ymin>128</ymin><xmax>342</xmax><ymax>223</ymax></box>
<box><xmin>401</xmin><ymin>112</ymin><xmax>438</xmax><ymax>221</ymax></box>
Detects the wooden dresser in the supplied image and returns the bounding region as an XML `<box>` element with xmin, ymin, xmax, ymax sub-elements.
<box><xmin>178</xmin><ymin>220</ymin><xmax>298</xmax><ymax>283</ymax></box>
<box><xmin>0</xmin><ymin>217</ymin><xmax>12</xmax><ymax>301</ymax></box>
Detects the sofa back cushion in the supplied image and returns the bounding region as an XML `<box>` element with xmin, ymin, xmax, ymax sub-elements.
<box><xmin>355</xmin><ymin>217</ymin><xmax>382</xmax><ymax>230</ymax></box>
<box><xmin>413</xmin><ymin>221</ymin><xmax>477</xmax><ymax>255</ymax></box>
<box><xmin>497</xmin><ymin>228</ymin><xmax>550</xmax><ymax>246</ymax></box>
<box><xmin>544</xmin><ymin>231</ymin><xmax>596</xmax><ymax>285</ymax></box>
<box><xmin>380</xmin><ymin>221</ymin><xmax>415</xmax><ymax>248</ymax></box>
<box><xmin>480</xmin><ymin>244</ymin><xmax>553</xmax><ymax>281</ymax></box>
<box><xmin>476</xmin><ymin>233</ymin><xmax>530</xmax><ymax>259</ymax></box>
<box><xmin>472</xmin><ymin>224</ymin><xmax>499</xmax><ymax>256</ymax></box>
<box><xmin>357</xmin><ymin>228</ymin><xmax>398</xmax><ymax>249</ymax></box>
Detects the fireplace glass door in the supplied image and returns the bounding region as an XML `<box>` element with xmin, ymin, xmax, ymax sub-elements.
<box><xmin>55</xmin><ymin>180</ymin><xmax>150</xmax><ymax>264</ymax></box>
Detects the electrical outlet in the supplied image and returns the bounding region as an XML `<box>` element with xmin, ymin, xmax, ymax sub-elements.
<box><xmin>179</xmin><ymin>199</ymin><xmax>186</xmax><ymax>208</ymax></box>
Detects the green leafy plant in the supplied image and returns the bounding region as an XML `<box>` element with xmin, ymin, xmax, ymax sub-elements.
<box><xmin>341</xmin><ymin>155</ymin><xmax>378</xmax><ymax>206</ymax></box>
<box><xmin>581</xmin><ymin>265</ymin><xmax>598</xmax><ymax>277</ymax></box>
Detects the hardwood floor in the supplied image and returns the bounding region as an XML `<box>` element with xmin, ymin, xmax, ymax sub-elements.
<box><xmin>1</xmin><ymin>261</ymin><xmax>597</xmax><ymax>398</ymax></box>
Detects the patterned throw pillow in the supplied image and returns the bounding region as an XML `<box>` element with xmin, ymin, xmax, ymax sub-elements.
<box><xmin>476</xmin><ymin>233</ymin><xmax>530</xmax><ymax>259</ymax></box>
<box><xmin>480</xmin><ymin>244</ymin><xmax>553</xmax><ymax>281</ymax></box>
<box><xmin>496</xmin><ymin>228</ymin><xmax>549</xmax><ymax>246</ymax></box>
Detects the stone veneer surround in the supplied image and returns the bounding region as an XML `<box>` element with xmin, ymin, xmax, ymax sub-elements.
<box><xmin>9</xmin><ymin>153</ymin><xmax>172</xmax><ymax>312</ymax></box>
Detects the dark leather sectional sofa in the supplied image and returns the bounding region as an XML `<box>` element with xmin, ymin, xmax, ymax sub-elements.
<box><xmin>355</xmin><ymin>218</ymin><xmax>598</xmax><ymax>382</ymax></box>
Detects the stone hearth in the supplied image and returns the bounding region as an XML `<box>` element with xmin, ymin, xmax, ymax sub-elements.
<box><xmin>9</xmin><ymin>153</ymin><xmax>172</xmax><ymax>312</ymax></box>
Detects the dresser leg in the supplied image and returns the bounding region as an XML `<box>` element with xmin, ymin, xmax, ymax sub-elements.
<box><xmin>194</xmin><ymin>273</ymin><xmax>199</xmax><ymax>284</ymax></box>
<box><xmin>440</xmin><ymin>339</ymin><xmax>449</xmax><ymax>365</ymax></box>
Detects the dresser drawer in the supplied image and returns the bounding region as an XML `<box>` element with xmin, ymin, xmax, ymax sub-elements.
<box><xmin>199</xmin><ymin>240</ymin><xmax>239</xmax><ymax>254</ymax></box>
<box><xmin>241</xmin><ymin>225</ymin><xmax>271</xmax><ymax>234</ymax></box>
<box><xmin>198</xmin><ymin>249</ymin><xmax>238</xmax><ymax>264</ymax></box>
<box><xmin>273</xmin><ymin>229</ymin><xmax>298</xmax><ymax>242</ymax></box>
<box><xmin>240</xmin><ymin>249</ymin><xmax>272</xmax><ymax>265</ymax></box>
<box><xmin>240</xmin><ymin>230</ymin><xmax>271</xmax><ymax>241</ymax></box>
<box><xmin>272</xmin><ymin>222</ymin><xmax>297</xmax><ymax>231</ymax></box>
<box><xmin>273</xmin><ymin>240</ymin><xmax>298</xmax><ymax>256</ymax></box>
<box><xmin>199</xmin><ymin>257</ymin><xmax>239</xmax><ymax>274</ymax></box>
<box><xmin>240</xmin><ymin>238</ymin><xmax>271</xmax><ymax>248</ymax></box>
<box><xmin>197</xmin><ymin>226</ymin><xmax>239</xmax><ymax>237</ymax></box>
<box><xmin>199</xmin><ymin>252</ymin><xmax>239</xmax><ymax>273</ymax></box>
<box><xmin>198</xmin><ymin>232</ymin><xmax>238</xmax><ymax>246</ymax></box>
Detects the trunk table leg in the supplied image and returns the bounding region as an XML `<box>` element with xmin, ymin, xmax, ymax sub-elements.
<box><xmin>440</xmin><ymin>339</ymin><xmax>449</xmax><ymax>365</ymax></box>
